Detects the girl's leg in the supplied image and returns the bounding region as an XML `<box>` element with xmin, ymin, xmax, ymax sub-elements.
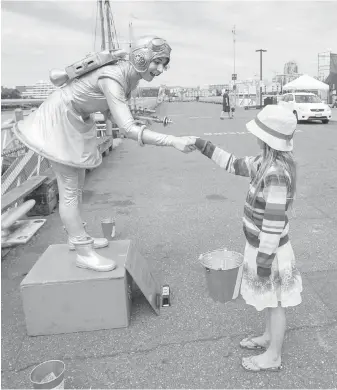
<box><xmin>240</xmin><ymin>308</ymin><xmax>271</xmax><ymax>348</ymax></box>
<box><xmin>255</xmin><ymin>308</ymin><xmax>271</xmax><ymax>344</ymax></box>
<box><xmin>267</xmin><ymin>305</ymin><xmax>286</xmax><ymax>360</ymax></box>
<box><xmin>244</xmin><ymin>306</ymin><xmax>285</xmax><ymax>369</ymax></box>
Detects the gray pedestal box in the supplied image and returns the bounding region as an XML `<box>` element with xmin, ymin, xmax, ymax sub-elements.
<box><xmin>20</xmin><ymin>240</ymin><xmax>161</xmax><ymax>336</ymax></box>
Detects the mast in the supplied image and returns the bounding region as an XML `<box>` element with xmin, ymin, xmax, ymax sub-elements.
<box><xmin>110</xmin><ymin>8</ymin><xmax>119</xmax><ymax>48</ymax></box>
<box><xmin>105</xmin><ymin>0</ymin><xmax>115</xmax><ymax>50</ymax></box>
<box><xmin>128</xmin><ymin>21</ymin><xmax>133</xmax><ymax>50</ymax></box>
<box><xmin>98</xmin><ymin>0</ymin><xmax>106</xmax><ymax>50</ymax></box>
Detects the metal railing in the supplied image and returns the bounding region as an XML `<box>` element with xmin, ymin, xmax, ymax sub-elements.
<box><xmin>1</xmin><ymin>110</ymin><xmax>51</xmax><ymax>199</ymax></box>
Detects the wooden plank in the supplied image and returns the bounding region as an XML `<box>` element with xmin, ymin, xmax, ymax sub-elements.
<box><xmin>1</xmin><ymin>176</ymin><xmax>48</xmax><ymax>212</ymax></box>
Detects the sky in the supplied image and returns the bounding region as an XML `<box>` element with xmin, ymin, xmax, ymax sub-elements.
<box><xmin>1</xmin><ymin>0</ymin><xmax>337</xmax><ymax>89</ymax></box>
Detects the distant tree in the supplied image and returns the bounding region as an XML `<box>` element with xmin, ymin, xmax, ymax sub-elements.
<box><xmin>1</xmin><ymin>88</ymin><xmax>22</xmax><ymax>99</ymax></box>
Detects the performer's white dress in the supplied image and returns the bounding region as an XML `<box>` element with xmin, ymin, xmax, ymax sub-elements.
<box><xmin>14</xmin><ymin>61</ymin><xmax>140</xmax><ymax>168</ymax></box>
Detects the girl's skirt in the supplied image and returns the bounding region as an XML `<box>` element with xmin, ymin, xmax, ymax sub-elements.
<box><xmin>240</xmin><ymin>241</ymin><xmax>303</xmax><ymax>311</ymax></box>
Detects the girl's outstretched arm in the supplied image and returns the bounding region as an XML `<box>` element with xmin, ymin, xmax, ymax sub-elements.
<box><xmin>195</xmin><ymin>138</ymin><xmax>259</xmax><ymax>177</ymax></box>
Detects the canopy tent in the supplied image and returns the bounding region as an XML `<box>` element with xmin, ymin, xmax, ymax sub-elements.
<box><xmin>283</xmin><ymin>74</ymin><xmax>329</xmax><ymax>91</ymax></box>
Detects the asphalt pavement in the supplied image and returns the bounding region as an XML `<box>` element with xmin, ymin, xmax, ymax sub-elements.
<box><xmin>1</xmin><ymin>103</ymin><xmax>337</xmax><ymax>389</ymax></box>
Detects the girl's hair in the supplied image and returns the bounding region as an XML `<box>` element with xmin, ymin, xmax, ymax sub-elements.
<box><xmin>250</xmin><ymin>141</ymin><xmax>296</xmax><ymax>209</ymax></box>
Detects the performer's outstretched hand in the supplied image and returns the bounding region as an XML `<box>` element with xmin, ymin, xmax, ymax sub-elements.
<box><xmin>187</xmin><ymin>136</ymin><xmax>199</xmax><ymax>145</ymax></box>
<box><xmin>172</xmin><ymin>136</ymin><xmax>197</xmax><ymax>153</ymax></box>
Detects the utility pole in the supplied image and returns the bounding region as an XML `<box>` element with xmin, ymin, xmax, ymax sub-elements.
<box><xmin>256</xmin><ymin>49</ymin><xmax>267</xmax><ymax>107</ymax></box>
<box><xmin>232</xmin><ymin>25</ymin><xmax>236</xmax><ymax>107</ymax></box>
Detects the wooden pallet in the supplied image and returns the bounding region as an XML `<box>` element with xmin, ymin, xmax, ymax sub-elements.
<box><xmin>1</xmin><ymin>176</ymin><xmax>48</xmax><ymax>212</ymax></box>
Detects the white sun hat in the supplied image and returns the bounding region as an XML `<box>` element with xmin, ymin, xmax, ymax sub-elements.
<box><xmin>246</xmin><ymin>105</ymin><xmax>297</xmax><ymax>151</ymax></box>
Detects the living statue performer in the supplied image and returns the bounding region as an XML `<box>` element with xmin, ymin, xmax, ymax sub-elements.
<box><xmin>14</xmin><ymin>36</ymin><xmax>195</xmax><ymax>272</ymax></box>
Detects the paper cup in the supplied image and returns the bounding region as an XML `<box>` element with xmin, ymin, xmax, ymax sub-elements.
<box><xmin>101</xmin><ymin>217</ymin><xmax>116</xmax><ymax>240</ymax></box>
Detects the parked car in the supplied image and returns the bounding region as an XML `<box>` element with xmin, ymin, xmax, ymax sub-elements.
<box><xmin>278</xmin><ymin>92</ymin><xmax>332</xmax><ymax>124</ymax></box>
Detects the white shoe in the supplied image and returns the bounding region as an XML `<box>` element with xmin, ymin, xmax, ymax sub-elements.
<box><xmin>73</xmin><ymin>237</ymin><xmax>117</xmax><ymax>272</ymax></box>
<box><xmin>65</xmin><ymin>222</ymin><xmax>109</xmax><ymax>250</ymax></box>
<box><xmin>68</xmin><ymin>237</ymin><xmax>108</xmax><ymax>250</ymax></box>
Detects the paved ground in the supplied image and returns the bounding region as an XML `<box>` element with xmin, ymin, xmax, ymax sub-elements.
<box><xmin>1</xmin><ymin>103</ymin><xmax>337</xmax><ymax>389</ymax></box>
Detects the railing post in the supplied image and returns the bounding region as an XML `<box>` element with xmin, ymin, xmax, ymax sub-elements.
<box><xmin>36</xmin><ymin>155</ymin><xmax>41</xmax><ymax>175</ymax></box>
<box><xmin>105</xmin><ymin>118</ymin><xmax>113</xmax><ymax>136</ymax></box>
<box><xmin>14</xmin><ymin>108</ymin><xmax>24</xmax><ymax>122</ymax></box>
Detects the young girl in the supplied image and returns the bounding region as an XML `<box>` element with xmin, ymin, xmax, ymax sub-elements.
<box><xmin>193</xmin><ymin>105</ymin><xmax>303</xmax><ymax>372</ymax></box>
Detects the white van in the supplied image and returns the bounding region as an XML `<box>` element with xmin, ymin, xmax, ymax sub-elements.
<box><xmin>278</xmin><ymin>92</ymin><xmax>332</xmax><ymax>124</ymax></box>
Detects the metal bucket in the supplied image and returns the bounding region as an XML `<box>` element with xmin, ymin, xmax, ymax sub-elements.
<box><xmin>30</xmin><ymin>360</ymin><xmax>65</xmax><ymax>389</ymax></box>
<box><xmin>199</xmin><ymin>248</ymin><xmax>243</xmax><ymax>303</ymax></box>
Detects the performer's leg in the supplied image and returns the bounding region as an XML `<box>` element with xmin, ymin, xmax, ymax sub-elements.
<box><xmin>77</xmin><ymin>168</ymin><xmax>86</xmax><ymax>212</ymax></box>
<box><xmin>51</xmin><ymin>161</ymin><xmax>87</xmax><ymax>241</ymax></box>
<box><xmin>50</xmin><ymin>161</ymin><xmax>116</xmax><ymax>272</ymax></box>
<box><xmin>76</xmin><ymin>168</ymin><xmax>108</xmax><ymax>249</ymax></box>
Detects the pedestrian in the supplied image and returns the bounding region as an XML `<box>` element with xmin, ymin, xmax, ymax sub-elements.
<box><xmin>229</xmin><ymin>91</ymin><xmax>235</xmax><ymax>119</ymax></box>
<box><xmin>192</xmin><ymin>105</ymin><xmax>302</xmax><ymax>371</ymax></box>
<box><xmin>220</xmin><ymin>89</ymin><xmax>232</xmax><ymax>119</ymax></box>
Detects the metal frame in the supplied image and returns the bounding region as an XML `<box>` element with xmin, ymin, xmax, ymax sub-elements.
<box><xmin>318</xmin><ymin>51</ymin><xmax>331</xmax><ymax>82</ymax></box>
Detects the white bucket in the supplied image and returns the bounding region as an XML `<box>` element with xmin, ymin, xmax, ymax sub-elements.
<box><xmin>30</xmin><ymin>360</ymin><xmax>65</xmax><ymax>389</ymax></box>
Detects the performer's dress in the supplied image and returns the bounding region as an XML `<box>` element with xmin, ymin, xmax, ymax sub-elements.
<box><xmin>13</xmin><ymin>61</ymin><xmax>139</xmax><ymax>169</ymax></box>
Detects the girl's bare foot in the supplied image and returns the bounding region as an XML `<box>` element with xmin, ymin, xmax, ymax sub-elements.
<box><xmin>242</xmin><ymin>351</ymin><xmax>282</xmax><ymax>371</ymax></box>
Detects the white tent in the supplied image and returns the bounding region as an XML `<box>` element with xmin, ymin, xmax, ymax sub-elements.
<box><xmin>283</xmin><ymin>74</ymin><xmax>329</xmax><ymax>91</ymax></box>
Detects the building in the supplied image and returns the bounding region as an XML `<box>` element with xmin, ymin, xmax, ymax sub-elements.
<box><xmin>15</xmin><ymin>85</ymin><xmax>34</xmax><ymax>94</ymax></box>
<box><xmin>321</xmin><ymin>52</ymin><xmax>337</xmax><ymax>103</ymax></box>
<box><xmin>137</xmin><ymin>87</ymin><xmax>160</xmax><ymax>98</ymax></box>
<box><xmin>272</xmin><ymin>61</ymin><xmax>302</xmax><ymax>90</ymax></box>
<box><xmin>208</xmin><ymin>84</ymin><xmax>229</xmax><ymax>96</ymax></box>
<box><xmin>284</xmin><ymin>61</ymin><xmax>298</xmax><ymax>76</ymax></box>
<box><xmin>20</xmin><ymin>80</ymin><xmax>57</xmax><ymax>99</ymax></box>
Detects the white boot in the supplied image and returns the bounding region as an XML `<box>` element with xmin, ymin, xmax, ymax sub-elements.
<box><xmin>72</xmin><ymin>237</ymin><xmax>117</xmax><ymax>272</ymax></box>
<box><xmin>65</xmin><ymin>223</ymin><xmax>109</xmax><ymax>250</ymax></box>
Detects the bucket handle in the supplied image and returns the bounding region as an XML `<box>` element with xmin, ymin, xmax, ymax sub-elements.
<box><xmin>200</xmin><ymin>247</ymin><xmax>228</xmax><ymax>259</ymax></box>
<box><xmin>199</xmin><ymin>247</ymin><xmax>228</xmax><ymax>268</ymax></box>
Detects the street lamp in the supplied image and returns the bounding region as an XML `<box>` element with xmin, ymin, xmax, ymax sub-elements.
<box><xmin>256</xmin><ymin>49</ymin><xmax>267</xmax><ymax>108</ymax></box>
<box><xmin>232</xmin><ymin>25</ymin><xmax>236</xmax><ymax>106</ymax></box>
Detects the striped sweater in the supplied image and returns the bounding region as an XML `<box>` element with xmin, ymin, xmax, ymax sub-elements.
<box><xmin>195</xmin><ymin>138</ymin><xmax>291</xmax><ymax>277</ymax></box>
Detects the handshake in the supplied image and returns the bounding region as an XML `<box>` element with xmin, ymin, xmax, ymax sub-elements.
<box><xmin>171</xmin><ymin>136</ymin><xmax>199</xmax><ymax>153</ymax></box>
